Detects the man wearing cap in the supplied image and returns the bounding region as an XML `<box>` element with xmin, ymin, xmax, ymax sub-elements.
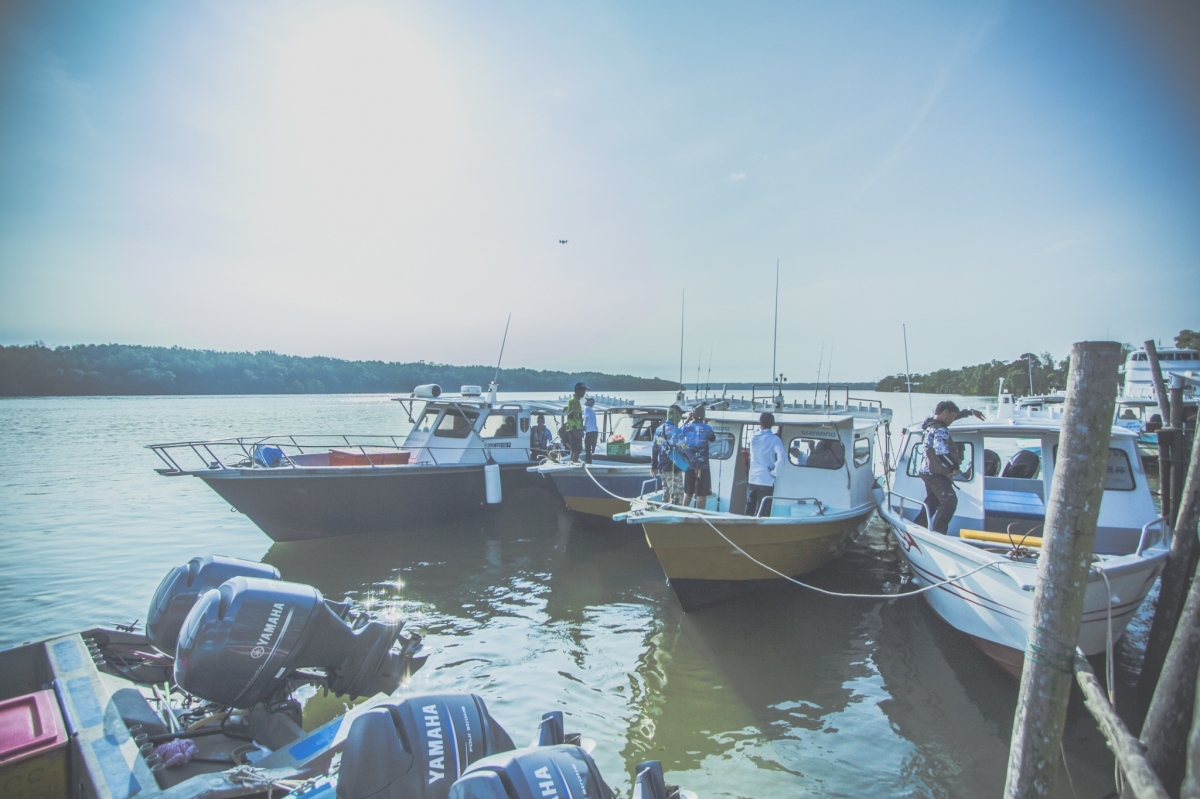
<box><xmin>680</xmin><ymin>405</ymin><xmax>717</xmax><ymax>509</ymax></box>
<box><xmin>918</xmin><ymin>400</ymin><xmax>985</xmax><ymax>533</ymax></box>
<box><xmin>651</xmin><ymin>405</ymin><xmax>686</xmax><ymax>505</ymax></box>
<box><xmin>745</xmin><ymin>412</ymin><xmax>785</xmax><ymax>516</ymax></box>
<box><xmin>530</xmin><ymin>414</ymin><xmax>553</xmax><ymax>460</ymax></box>
<box><xmin>564</xmin><ymin>382</ymin><xmax>587</xmax><ymax>463</ymax></box>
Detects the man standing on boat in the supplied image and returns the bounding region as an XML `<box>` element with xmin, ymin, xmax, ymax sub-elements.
<box><xmin>681</xmin><ymin>405</ymin><xmax>717</xmax><ymax>509</ymax></box>
<box><xmin>530</xmin><ymin>414</ymin><xmax>553</xmax><ymax>460</ymax></box>
<box><xmin>652</xmin><ymin>405</ymin><xmax>686</xmax><ymax>505</ymax></box>
<box><xmin>564</xmin><ymin>382</ymin><xmax>586</xmax><ymax>463</ymax></box>
<box><xmin>745</xmin><ymin>412</ymin><xmax>785</xmax><ymax>516</ymax></box>
<box><xmin>583</xmin><ymin>397</ymin><xmax>599</xmax><ymax>464</ymax></box>
<box><xmin>918</xmin><ymin>401</ymin><xmax>984</xmax><ymax>533</ymax></box>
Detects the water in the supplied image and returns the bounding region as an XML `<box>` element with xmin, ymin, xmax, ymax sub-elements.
<box><xmin>0</xmin><ymin>392</ymin><xmax>1145</xmax><ymax>797</ymax></box>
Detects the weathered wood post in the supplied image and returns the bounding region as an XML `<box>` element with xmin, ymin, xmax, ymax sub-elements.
<box><xmin>1139</xmin><ymin>422</ymin><xmax>1200</xmax><ymax>711</ymax></box>
<box><xmin>1182</xmin><ymin>669</ymin><xmax>1200</xmax><ymax>799</ymax></box>
<box><xmin>1136</xmin><ymin>429</ymin><xmax>1200</xmax><ymax>795</ymax></box>
<box><xmin>1145</xmin><ymin>340</ymin><xmax>1173</xmax><ymax>424</ymax></box>
<box><xmin>1003</xmin><ymin>341</ymin><xmax>1122</xmax><ymax>799</ymax></box>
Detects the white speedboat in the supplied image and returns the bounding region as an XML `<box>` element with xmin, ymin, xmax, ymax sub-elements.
<box><xmin>537</xmin><ymin>385</ymin><xmax>893</xmax><ymax>521</ymax></box>
<box><xmin>616</xmin><ymin>407</ymin><xmax>889</xmax><ymax>611</ymax></box>
<box><xmin>873</xmin><ymin>397</ymin><xmax>1169</xmax><ymax>677</ymax></box>
<box><xmin>148</xmin><ymin>384</ymin><xmax>567</xmax><ymax>541</ymax></box>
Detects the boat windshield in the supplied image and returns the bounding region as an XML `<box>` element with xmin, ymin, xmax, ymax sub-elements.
<box><xmin>414</xmin><ymin>408</ymin><xmax>440</xmax><ymax>434</ymax></box>
<box><xmin>434</xmin><ymin>408</ymin><xmax>480</xmax><ymax>438</ymax></box>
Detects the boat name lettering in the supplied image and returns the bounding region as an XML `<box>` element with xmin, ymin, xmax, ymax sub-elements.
<box><xmin>534</xmin><ymin>766</ymin><xmax>558</xmax><ymax>798</ymax></box>
<box><xmin>485</xmin><ymin>442</ymin><xmax>511</xmax><ymax>448</ymax></box>
<box><xmin>796</xmin><ymin>428</ymin><xmax>839</xmax><ymax>440</ymax></box>
<box><xmin>254</xmin><ymin>603</ymin><xmax>286</xmax><ymax>653</ymax></box>
<box><xmin>424</xmin><ymin>705</ymin><xmax>445</xmax><ymax>784</ymax></box>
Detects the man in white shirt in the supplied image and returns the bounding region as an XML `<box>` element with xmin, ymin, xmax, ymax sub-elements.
<box><xmin>583</xmin><ymin>397</ymin><xmax>599</xmax><ymax>464</ymax></box>
<box><xmin>745</xmin><ymin>412</ymin><xmax>785</xmax><ymax>516</ymax></box>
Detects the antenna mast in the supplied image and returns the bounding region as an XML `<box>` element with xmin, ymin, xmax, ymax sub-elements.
<box><xmin>772</xmin><ymin>259</ymin><xmax>780</xmax><ymax>390</ymax></box>
<box><xmin>678</xmin><ymin>290</ymin><xmax>685</xmax><ymax>388</ymax></box>
<box><xmin>902</xmin><ymin>324</ymin><xmax>914</xmax><ymax>423</ymax></box>
<box><xmin>494</xmin><ymin>313</ymin><xmax>511</xmax><ymax>383</ymax></box>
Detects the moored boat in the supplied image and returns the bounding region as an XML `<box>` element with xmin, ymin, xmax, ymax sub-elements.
<box><xmin>148</xmin><ymin>385</ymin><xmax>566</xmax><ymax>541</ymax></box>
<box><xmin>873</xmin><ymin>399</ymin><xmax>1169</xmax><ymax>678</ymax></box>
<box><xmin>616</xmin><ymin>408</ymin><xmax>888</xmax><ymax>611</ymax></box>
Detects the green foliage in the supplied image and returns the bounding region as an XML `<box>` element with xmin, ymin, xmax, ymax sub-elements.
<box><xmin>1176</xmin><ymin>329</ymin><xmax>1200</xmax><ymax>351</ymax></box>
<box><xmin>876</xmin><ymin>352</ymin><xmax>1069</xmax><ymax>396</ymax></box>
<box><xmin>0</xmin><ymin>344</ymin><xmax>681</xmax><ymax>396</ymax></box>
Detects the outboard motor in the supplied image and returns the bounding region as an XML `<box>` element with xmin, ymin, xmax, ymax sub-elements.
<box><xmin>146</xmin><ymin>555</ymin><xmax>280</xmax><ymax>654</ymax></box>
<box><xmin>174</xmin><ymin>576</ymin><xmax>421</xmax><ymax>709</ymax></box>
<box><xmin>1002</xmin><ymin>449</ymin><xmax>1040</xmax><ymax>479</ymax></box>
<box><xmin>447</xmin><ymin>745</ymin><xmax>614</xmax><ymax>799</ymax></box>
<box><xmin>336</xmin><ymin>694</ymin><xmax>515</xmax><ymax>799</ymax></box>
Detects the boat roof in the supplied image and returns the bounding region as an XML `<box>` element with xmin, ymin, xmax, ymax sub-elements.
<box><xmin>704</xmin><ymin>409</ymin><xmax>878</xmax><ymax>430</ymax></box>
<box><xmin>905</xmin><ymin>416</ymin><xmax>1137</xmax><ymax>440</ymax></box>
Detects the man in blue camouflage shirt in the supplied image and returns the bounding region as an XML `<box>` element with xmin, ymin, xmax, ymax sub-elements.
<box><xmin>918</xmin><ymin>400</ymin><xmax>984</xmax><ymax>533</ymax></box>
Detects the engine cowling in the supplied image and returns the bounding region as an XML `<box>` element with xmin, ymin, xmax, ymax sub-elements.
<box><xmin>146</xmin><ymin>555</ymin><xmax>280</xmax><ymax>655</ymax></box>
<box><xmin>174</xmin><ymin>576</ymin><xmax>420</xmax><ymax>708</ymax></box>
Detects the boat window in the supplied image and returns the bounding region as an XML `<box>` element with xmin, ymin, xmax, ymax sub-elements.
<box><xmin>905</xmin><ymin>442</ymin><xmax>975</xmax><ymax>481</ymax></box>
<box><xmin>789</xmin><ymin>437</ymin><xmax>845</xmax><ymax>469</ymax></box>
<box><xmin>481</xmin><ymin>413</ymin><xmax>519</xmax><ymax>439</ymax></box>
<box><xmin>433</xmin><ymin>408</ymin><xmax>480</xmax><ymax>438</ymax></box>
<box><xmin>633</xmin><ymin>418</ymin><xmax>660</xmax><ymax>442</ymax></box>
<box><xmin>1051</xmin><ymin>446</ymin><xmax>1136</xmax><ymax>491</ymax></box>
<box><xmin>414</xmin><ymin>409</ymin><xmax>440</xmax><ymax>434</ymax></box>
<box><xmin>1132</xmin><ymin>353</ymin><xmax>1147</xmax><ymax>361</ymax></box>
<box><xmin>853</xmin><ymin>438</ymin><xmax>871</xmax><ymax>468</ymax></box>
<box><xmin>709</xmin><ymin>432</ymin><xmax>736</xmax><ymax>460</ymax></box>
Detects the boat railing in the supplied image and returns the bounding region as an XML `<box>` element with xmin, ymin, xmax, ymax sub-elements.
<box><xmin>640</xmin><ymin>477</ymin><xmax>662</xmax><ymax>495</ymax></box>
<box><xmin>886</xmin><ymin>488</ymin><xmax>931</xmax><ymax>528</ymax></box>
<box><xmin>147</xmin><ymin>436</ymin><xmax>533</xmax><ymax>474</ymax></box>
<box><xmin>1135</xmin><ymin>516</ymin><xmax>1170</xmax><ymax>557</ymax></box>
<box><xmin>745</xmin><ymin>383</ymin><xmax>886</xmax><ymax>415</ymax></box>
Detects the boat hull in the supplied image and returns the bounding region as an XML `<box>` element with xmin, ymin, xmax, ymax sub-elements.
<box><xmin>640</xmin><ymin>507</ymin><xmax>874</xmax><ymax>611</ymax></box>
<box><xmin>542</xmin><ymin>466</ymin><xmax>656</xmax><ymax>518</ymax></box>
<box><xmin>874</xmin><ymin>488</ymin><xmax>1166</xmax><ymax>676</ymax></box>
<box><xmin>197</xmin><ymin>462</ymin><xmax>542</xmax><ymax>541</ymax></box>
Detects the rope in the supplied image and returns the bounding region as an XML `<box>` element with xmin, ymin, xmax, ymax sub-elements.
<box><xmin>1097</xmin><ymin>567</ymin><xmax>1122</xmax><ymax>796</ymax></box>
<box><xmin>585</xmin><ymin>464</ymin><xmax>1009</xmax><ymax>601</ymax></box>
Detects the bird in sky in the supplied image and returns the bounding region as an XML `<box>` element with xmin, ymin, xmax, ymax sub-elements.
<box><xmin>558</xmin><ymin>239</ymin><xmax>568</xmax><ymax>244</ymax></box>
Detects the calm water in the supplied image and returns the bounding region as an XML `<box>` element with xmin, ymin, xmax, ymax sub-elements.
<box><xmin>0</xmin><ymin>392</ymin><xmax>1148</xmax><ymax>797</ymax></box>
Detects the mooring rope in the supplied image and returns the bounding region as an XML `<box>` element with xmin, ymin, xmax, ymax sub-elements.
<box><xmin>583</xmin><ymin>464</ymin><xmax>1008</xmax><ymax>600</ymax></box>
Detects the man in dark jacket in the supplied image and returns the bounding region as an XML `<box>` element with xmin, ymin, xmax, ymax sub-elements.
<box><xmin>918</xmin><ymin>401</ymin><xmax>984</xmax><ymax>534</ymax></box>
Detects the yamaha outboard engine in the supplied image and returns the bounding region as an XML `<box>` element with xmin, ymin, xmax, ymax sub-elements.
<box><xmin>448</xmin><ymin>745</ymin><xmax>614</xmax><ymax>799</ymax></box>
<box><xmin>336</xmin><ymin>694</ymin><xmax>515</xmax><ymax>799</ymax></box>
<box><xmin>174</xmin><ymin>576</ymin><xmax>421</xmax><ymax>708</ymax></box>
<box><xmin>146</xmin><ymin>555</ymin><xmax>280</xmax><ymax>654</ymax></box>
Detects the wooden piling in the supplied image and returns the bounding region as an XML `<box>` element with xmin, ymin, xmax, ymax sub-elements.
<box><xmin>1145</xmin><ymin>340</ymin><xmax>1173</xmax><ymax>424</ymax></box>
<box><xmin>1003</xmin><ymin>341</ymin><xmax>1122</xmax><ymax>799</ymax></box>
<box><xmin>1183</xmin><ymin>669</ymin><xmax>1200</xmax><ymax>799</ymax></box>
<box><xmin>1074</xmin><ymin>653</ymin><xmax>1169</xmax><ymax>799</ymax></box>
<box><xmin>1139</xmin><ymin>427</ymin><xmax>1200</xmax><ymax>714</ymax></box>
<box><xmin>1137</xmin><ymin>430</ymin><xmax>1200</xmax><ymax>795</ymax></box>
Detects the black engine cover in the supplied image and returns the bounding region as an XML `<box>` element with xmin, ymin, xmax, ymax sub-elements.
<box><xmin>448</xmin><ymin>745</ymin><xmax>615</xmax><ymax>799</ymax></box>
<box><xmin>175</xmin><ymin>576</ymin><xmax>416</xmax><ymax>708</ymax></box>
<box><xmin>146</xmin><ymin>555</ymin><xmax>279</xmax><ymax>655</ymax></box>
<box><xmin>337</xmin><ymin>694</ymin><xmax>515</xmax><ymax>799</ymax></box>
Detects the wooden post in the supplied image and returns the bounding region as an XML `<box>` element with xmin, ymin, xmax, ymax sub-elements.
<box><xmin>1139</xmin><ymin>426</ymin><xmax>1200</xmax><ymax>712</ymax></box>
<box><xmin>1170</xmin><ymin>382</ymin><xmax>1185</xmax><ymax>431</ymax></box>
<box><xmin>1160</xmin><ymin>428</ymin><xmax>1176</xmax><ymax>524</ymax></box>
<box><xmin>1074</xmin><ymin>653</ymin><xmax>1169</xmax><ymax>799</ymax></box>
<box><xmin>1182</xmin><ymin>668</ymin><xmax>1200</xmax><ymax>799</ymax></box>
<box><xmin>1004</xmin><ymin>341</ymin><xmax>1122</xmax><ymax>799</ymax></box>
<box><xmin>1145</xmin><ymin>340</ymin><xmax>1172</xmax><ymax>423</ymax></box>
<box><xmin>1138</xmin><ymin>430</ymin><xmax>1200</xmax><ymax>795</ymax></box>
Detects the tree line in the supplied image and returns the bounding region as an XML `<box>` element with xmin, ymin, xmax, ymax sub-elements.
<box><xmin>875</xmin><ymin>329</ymin><xmax>1197</xmax><ymax>395</ymax></box>
<box><xmin>0</xmin><ymin>343</ymin><xmax>681</xmax><ymax>396</ymax></box>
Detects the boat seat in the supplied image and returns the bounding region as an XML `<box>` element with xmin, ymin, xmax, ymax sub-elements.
<box><xmin>983</xmin><ymin>489</ymin><xmax>1044</xmax><ymax>520</ymax></box>
<box><xmin>961</xmin><ymin>529</ymin><xmax>1043</xmax><ymax>547</ymax></box>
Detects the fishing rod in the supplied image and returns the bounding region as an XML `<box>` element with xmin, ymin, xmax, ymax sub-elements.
<box><xmin>902</xmin><ymin>324</ymin><xmax>914</xmax><ymax>423</ymax></box>
<box><xmin>494</xmin><ymin>313</ymin><xmax>512</xmax><ymax>383</ymax></box>
<box><xmin>772</xmin><ymin>258</ymin><xmax>780</xmax><ymax>394</ymax></box>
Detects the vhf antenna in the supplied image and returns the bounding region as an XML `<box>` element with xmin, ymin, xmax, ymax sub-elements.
<box><xmin>494</xmin><ymin>313</ymin><xmax>511</xmax><ymax>384</ymax></box>
<box><xmin>772</xmin><ymin>258</ymin><xmax>780</xmax><ymax>392</ymax></box>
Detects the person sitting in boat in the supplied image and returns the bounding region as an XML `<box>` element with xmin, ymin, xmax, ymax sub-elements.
<box><xmin>652</xmin><ymin>405</ymin><xmax>686</xmax><ymax>505</ymax></box>
<box><xmin>918</xmin><ymin>401</ymin><xmax>984</xmax><ymax>534</ymax></box>
<box><xmin>530</xmin><ymin>414</ymin><xmax>553</xmax><ymax>460</ymax></box>
<box><xmin>680</xmin><ymin>405</ymin><xmax>717</xmax><ymax>509</ymax></box>
<box><xmin>496</xmin><ymin>415</ymin><xmax>518</xmax><ymax>437</ymax></box>
<box><xmin>583</xmin><ymin>397</ymin><xmax>599</xmax><ymax>464</ymax></box>
<box><xmin>564</xmin><ymin>382</ymin><xmax>587</xmax><ymax>462</ymax></box>
<box><xmin>806</xmin><ymin>439</ymin><xmax>845</xmax><ymax>470</ymax></box>
<box><xmin>746</xmin><ymin>412</ymin><xmax>785</xmax><ymax>516</ymax></box>
<box><xmin>1146</xmin><ymin>413</ymin><xmax>1163</xmax><ymax>433</ymax></box>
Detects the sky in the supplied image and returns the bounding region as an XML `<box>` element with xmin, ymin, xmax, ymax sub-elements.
<box><xmin>0</xmin><ymin>1</ymin><xmax>1197</xmax><ymax>383</ymax></box>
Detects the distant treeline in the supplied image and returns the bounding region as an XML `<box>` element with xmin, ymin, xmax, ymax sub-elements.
<box><xmin>875</xmin><ymin>352</ymin><xmax>1072</xmax><ymax>396</ymax></box>
<box><xmin>0</xmin><ymin>344</ymin><xmax>681</xmax><ymax>396</ymax></box>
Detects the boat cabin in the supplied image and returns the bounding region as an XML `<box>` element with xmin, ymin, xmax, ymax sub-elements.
<box><xmin>397</xmin><ymin>397</ymin><xmax>557</xmax><ymax>465</ymax></box>
<box><xmin>890</xmin><ymin>416</ymin><xmax>1156</xmax><ymax>553</ymax></box>
<box><xmin>692</xmin><ymin>410</ymin><xmax>882</xmax><ymax>515</ymax></box>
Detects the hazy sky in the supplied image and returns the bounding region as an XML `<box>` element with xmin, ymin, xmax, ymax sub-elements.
<box><xmin>1</xmin><ymin>1</ymin><xmax>1197</xmax><ymax>382</ymax></box>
